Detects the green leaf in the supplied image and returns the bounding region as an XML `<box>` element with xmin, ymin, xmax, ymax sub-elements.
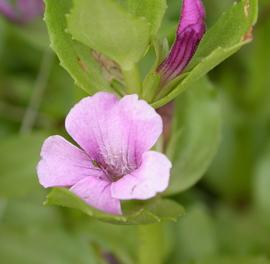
<box><xmin>1</xmin><ymin>197</ymin><xmax>61</xmax><ymax>229</ymax></box>
<box><xmin>46</xmin><ymin>188</ymin><xmax>185</xmax><ymax>225</ymax></box>
<box><xmin>204</xmin><ymin>12</ymin><xmax>270</xmax><ymax>201</ymax></box>
<box><xmin>170</xmin><ymin>204</ymin><xmax>218</xmax><ymax>263</ymax></box>
<box><xmin>0</xmin><ymin>193</ymin><xmax>99</xmax><ymax>264</ymax></box>
<box><xmin>245</xmin><ymin>19</ymin><xmax>270</xmax><ymax>114</ymax></box>
<box><xmin>127</xmin><ymin>0</ymin><xmax>167</xmax><ymax>36</ymax></box>
<box><xmin>165</xmin><ymin>78</ymin><xmax>221</xmax><ymax>195</ymax></box>
<box><xmin>75</xmin><ymin>219</ymin><xmax>137</xmax><ymax>264</ymax></box>
<box><xmin>192</xmin><ymin>0</ymin><xmax>258</xmax><ymax>63</ymax></box>
<box><xmin>44</xmin><ymin>0</ymin><xmax>111</xmax><ymax>94</ymax></box>
<box><xmin>0</xmin><ymin>222</ymin><xmax>99</xmax><ymax>264</ymax></box>
<box><xmin>152</xmin><ymin>0</ymin><xmax>258</xmax><ymax>108</ymax></box>
<box><xmin>67</xmin><ymin>0</ymin><xmax>151</xmax><ymax>70</ymax></box>
<box><xmin>0</xmin><ymin>133</ymin><xmax>46</xmax><ymax>198</ymax></box>
<box><xmin>215</xmin><ymin>206</ymin><xmax>270</xmax><ymax>256</ymax></box>
<box><xmin>205</xmin><ymin>111</ymin><xmax>255</xmax><ymax>201</ymax></box>
<box><xmin>138</xmin><ymin>224</ymin><xmax>167</xmax><ymax>264</ymax></box>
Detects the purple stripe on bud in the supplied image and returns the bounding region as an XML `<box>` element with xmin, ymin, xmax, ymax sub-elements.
<box><xmin>157</xmin><ymin>0</ymin><xmax>206</xmax><ymax>83</ymax></box>
<box><xmin>0</xmin><ymin>0</ymin><xmax>44</xmax><ymax>24</ymax></box>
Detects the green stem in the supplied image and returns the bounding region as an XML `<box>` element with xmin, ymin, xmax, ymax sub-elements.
<box><xmin>142</xmin><ymin>73</ymin><xmax>161</xmax><ymax>103</ymax></box>
<box><xmin>20</xmin><ymin>49</ymin><xmax>54</xmax><ymax>134</ymax></box>
<box><xmin>138</xmin><ymin>224</ymin><xmax>164</xmax><ymax>264</ymax></box>
<box><xmin>122</xmin><ymin>65</ymin><xmax>141</xmax><ymax>94</ymax></box>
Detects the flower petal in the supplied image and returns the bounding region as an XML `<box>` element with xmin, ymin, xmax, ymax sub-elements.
<box><xmin>65</xmin><ymin>93</ymin><xmax>162</xmax><ymax>174</ymax></box>
<box><xmin>37</xmin><ymin>135</ymin><xmax>104</xmax><ymax>188</ymax></box>
<box><xmin>178</xmin><ymin>0</ymin><xmax>206</xmax><ymax>34</ymax></box>
<box><xmin>65</xmin><ymin>92</ymin><xmax>118</xmax><ymax>163</ymax></box>
<box><xmin>116</xmin><ymin>95</ymin><xmax>163</xmax><ymax>164</ymax></box>
<box><xmin>70</xmin><ymin>177</ymin><xmax>122</xmax><ymax>215</ymax></box>
<box><xmin>111</xmin><ymin>151</ymin><xmax>172</xmax><ymax>200</ymax></box>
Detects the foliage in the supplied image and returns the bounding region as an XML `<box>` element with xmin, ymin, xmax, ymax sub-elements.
<box><xmin>1</xmin><ymin>0</ymin><xmax>270</xmax><ymax>263</ymax></box>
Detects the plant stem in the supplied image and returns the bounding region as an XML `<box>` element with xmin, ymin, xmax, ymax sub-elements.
<box><xmin>138</xmin><ymin>224</ymin><xmax>164</xmax><ymax>264</ymax></box>
<box><xmin>122</xmin><ymin>64</ymin><xmax>141</xmax><ymax>94</ymax></box>
<box><xmin>142</xmin><ymin>73</ymin><xmax>161</xmax><ymax>103</ymax></box>
<box><xmin>20</xmin><ymin>49</ymin><xmax>54</xmax><ymax>134</ymax></box>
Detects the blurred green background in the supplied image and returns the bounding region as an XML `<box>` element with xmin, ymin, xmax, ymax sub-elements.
<box><xmin>0</xmin><ymin>0</ymin><xmax>270</xmax><ymax>263</ymax></box>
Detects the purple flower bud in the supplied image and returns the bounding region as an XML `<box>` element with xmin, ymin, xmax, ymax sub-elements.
<box><xmin>157</xmin><ymin>0</ymin><xmax>206</xmax><ymax>83</ymax></box>
<box><xmin>0</xmin><ymin>0</ymin><xmax>44</xmax><ymax>24</ymax></box>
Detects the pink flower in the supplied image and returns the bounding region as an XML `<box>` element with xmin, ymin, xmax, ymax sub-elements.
<box><xmin>158</xmin><ymin>0</ymin><xmax>206</xmax><ymax>83</ymax></box>
<box><xmin>37</xmin><ymin>93</ymin><xmax>172</xmax><ymax>215</ymax></box>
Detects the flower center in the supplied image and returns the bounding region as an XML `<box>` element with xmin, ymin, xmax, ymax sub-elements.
<box><xmin>92</xmin><ymin>160</ymin><xmax>136</xmax><ymax>182</ymax></box>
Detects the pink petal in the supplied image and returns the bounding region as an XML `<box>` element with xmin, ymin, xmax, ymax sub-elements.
<box><xmin>70</xmin><ymin>177</ymin><xmax>122</xmax><ymax>215</ymax></box>
<box><xmin>116</xmin><ymin>95</ymin><xmax>163</xmax><ymax>163</ymax></box>
<box><xmin>65</xmin><ymin>93</ymin><xmax>162</xmax><ymax>173</ymax></box>
<box><xmin>37</xmin><ymin>136</ymin><xmax>104</xmax><ymax>188</ymax></box>
<box><xmin>111</xmin><ymin>151</ymin><xmax>172</xmax><ymax>200</ymax></box>
<box><xmin>65</xmin><ymin>92</ymin><xmax>118</xmax><ymax>164</ymax></box>
<box><xmin>178</xmin><ymin>0</ymin><xmax>206</xmax><ymax>34</ymax></box>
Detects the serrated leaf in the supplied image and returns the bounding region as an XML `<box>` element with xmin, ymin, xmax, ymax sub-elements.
<box><xmin>44</xmin><ymin>0</ymin><xmax>111</xmax><ymax>94</ymax></box>
<box><xmin>67</xmin><ymin>0</ymin><xmax>150</xmax><ymax>70</ymax></box>
<box><xmin>46</xmin><ymin>188</ymin><xmax>185</xmax><ymax>225</ymax></box>
<box><xmin>127</xmin><ymin>0</ymin><xmax>167</xmax><ymax>36</ymax></box>
<box><xmin>165</xmin><ymin>78</ymin><xmax>221</xmax><ymax>195</ymax></box>
<box><xmin>153</xmin><ymin>0</ymin><xmax>258</xmax><ymax>108</ymax></box>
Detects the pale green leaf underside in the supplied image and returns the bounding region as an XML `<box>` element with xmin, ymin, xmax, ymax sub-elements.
<box><xmin>44</xmin><ymin>0</ymin><xmax>110</xmax><ymax>94</ymax></box>
<box><xmin>67</xmin><ymin>0</ymin><xmax>151</xmax><ymax>70</ymax></box>
<box><xmin>46</xmin><ymin>188</ymin><xmax>185</xmax><ymax>225</ymax></box>
<box><xmin>165</xmin><ymin>78</ymin><xmax>221</xmax><ymax>195</ymax></box>
<box><xmin>153</xmin><ymin>0</ymin><xmax>258</xmax><ymax>108</ymax></box>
